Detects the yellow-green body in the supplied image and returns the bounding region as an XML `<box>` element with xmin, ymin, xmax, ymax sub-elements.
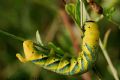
<box><xmin>16</xmin><ymin>21</ymin><xmax>99</xmax><ymax>75</ymax></box>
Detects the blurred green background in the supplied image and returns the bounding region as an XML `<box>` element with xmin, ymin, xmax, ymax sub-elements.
<box><xmin>0</xmin><ymin>0</ymin><xmax>120</xmax><ymax>80</ymax></box>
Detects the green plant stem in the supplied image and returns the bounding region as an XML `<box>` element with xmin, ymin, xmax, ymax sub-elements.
<box><xmin>99</xmin><ymin>39</ymin><xmax>119</xmax><ymax>80</ymax></box>
<box><xmin>0</xmin><ymin>29</ymin><xmax>48</xmax><ymax>50</ymax></box>
<box><xmin>0</xmin><ymin>29</ymin><xmax>25</xmax><ymax>42</ymax></box>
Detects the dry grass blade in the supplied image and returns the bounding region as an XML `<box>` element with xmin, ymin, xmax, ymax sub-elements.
<box><xmin>103</xmin><ymin>29</ymin><xmax>111</xmax><ymax>48</ymax></box>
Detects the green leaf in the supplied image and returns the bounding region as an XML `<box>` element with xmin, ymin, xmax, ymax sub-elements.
<box><xmin>65</xmin><ymin>3</ymin><xmax>76</xmax><ymax>20</ymax></box>
<box><xmin>83</xmin><ymin>3</ymin><xmax>87</xmax><ymax>23</ymax></box>
<box><xmin>65</xmin><ymin>0</ymin><xmax>87</xmax><ymax>27</ymax></box>
<box><xmin>65</xmin><ymin>1</ymin><xmax>81</xmax><ymax>26</ymax></box>
<box><xmin>75</xmin><ymin>0</ymin><xmax>80</xmax><ymax>26</ymax></box>
<box><xmin>36</xmin><ymin>30</ymin><xmax>43</xmax><ymax>46</ymax></box>
<box><xmin>48</xmin><ymin>42</ymin><xmax>64</xmax><ymax>55</ymax></box>
<box><xmin>104</xmin><ymin>7</ymin><xmax>115</xmax><ymax>20</ymax></box>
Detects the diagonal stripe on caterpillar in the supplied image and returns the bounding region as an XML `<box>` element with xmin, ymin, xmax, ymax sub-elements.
<box><xmin>16</xmin><ymin>21</ymin><xmax>99</xmax><ymax>75</ymax></box>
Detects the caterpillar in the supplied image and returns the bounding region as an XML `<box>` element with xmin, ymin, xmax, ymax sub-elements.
<box><xmin>16</xmin><ymin>21</ymin><xmax>99</xmax><ymax>75</ymax></box>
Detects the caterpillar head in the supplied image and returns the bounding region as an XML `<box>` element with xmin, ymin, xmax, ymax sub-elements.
<box><xmin>16</xmin><ymin>40</ymin><xmax>37</xmax><ymax>63</ymax></box>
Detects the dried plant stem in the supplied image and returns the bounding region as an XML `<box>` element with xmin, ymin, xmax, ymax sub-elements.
<box><xmin>81</xmin><ymin>72</ymin><xmax>91</xmax><ymax>80</ymax></box>
<box><xmin>103</xmin><ymin>29</ymin><xmax>111</xmax><ymax>48</ymax></box>
<box><xmin>59</xmin><ymin>9</ymin><xmax>80</xmax><ymax>53</ymax></box>
<box><xmin>99</xmin><ymin>39</ymin><xmax>119</xmax><ymax>80</ymax></box>
<box><xmin>45</xmin><ymin>17</ymin><xmax>60</xmax><ymax>42</ymax></box>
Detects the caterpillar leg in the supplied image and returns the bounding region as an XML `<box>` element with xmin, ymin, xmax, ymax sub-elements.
<box><xmin>16</xmin><ymin>53</ymin><xmax>26</xmax><ymax>63</ymax></box>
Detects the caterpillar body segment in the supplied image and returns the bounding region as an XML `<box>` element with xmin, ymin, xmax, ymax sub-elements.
<box><xmin>16</xmin><ymin>21</ymin><xmax>99</xmax><ymax>75</ymax></box>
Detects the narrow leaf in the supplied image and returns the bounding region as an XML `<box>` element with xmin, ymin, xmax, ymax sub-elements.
<box><xmin>103</xmin><ymin>29</ymin><xmax>111</xmax><ymax>48</ymax></box>
<box><xmin>48</xmin><ymin>42</ymin><xmax>64</xmax><ymax>55</ymax></box>
<box><xmin>36</xmin><ymin>30</ymin><xmax>43</xmax><ymax>46</ymax></box>
<box><xmin>75</xmin><ymin>0</ymin><xmax>80</xmax><ymax>26</ymax></box>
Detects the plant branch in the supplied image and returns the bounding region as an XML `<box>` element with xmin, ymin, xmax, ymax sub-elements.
<box><xmin>103</xmin><ymin>29</ymin><xmax>111</xmax><ymax>48</ymax></box>
<box><xmin>99</xmin><ymin>39</ymin><xmax>119</xmax><ymax>80</ymax></box>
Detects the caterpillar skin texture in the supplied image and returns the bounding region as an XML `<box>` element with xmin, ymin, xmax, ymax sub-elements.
<box><xmin>16</xmin><ymin>21</ymin><xmax>99</xmax><ymax>75</ymax></box>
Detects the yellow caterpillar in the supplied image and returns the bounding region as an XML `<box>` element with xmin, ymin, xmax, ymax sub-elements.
<box><xmin>16</xmin><ymin>21</ymin><xmax>99</xmax><ymax>75</ymax></box>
